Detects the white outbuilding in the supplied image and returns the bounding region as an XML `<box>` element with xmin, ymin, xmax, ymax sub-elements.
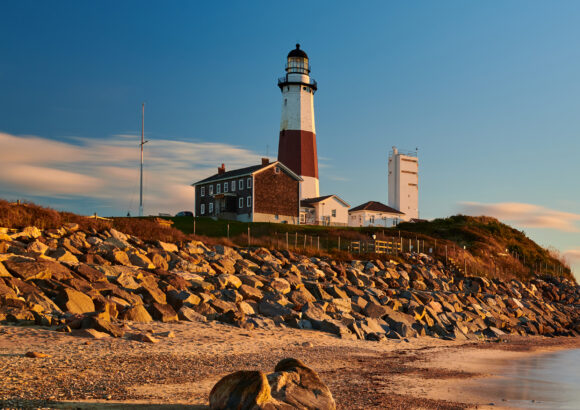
<box><xmin>300</xmin><ymin>195</ymin><xmax>350</xmax><ymax>226</ymax></box>
<box><xmin>348</xmin><ymin>201</ymin><xmax>405</xmax><ymax>227</ymax></box>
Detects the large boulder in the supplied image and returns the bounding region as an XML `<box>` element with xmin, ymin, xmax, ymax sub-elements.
<box><xmin>4</xmin><ymin>260</ymin><xmax>73</xmax><ymax>281</ymax></box>
<box><xmin>120</xmin><ymin>305</ymin><xmax>153</xmax><ymax>323</ymax></box>
<box><xmin>208</xmin><ymin>359</ymin><xmax>335</xmax><ymax>410</ymax></box>
<box><xmin>149</xmin><ymin>303</ymin><xmax>178</xmax><ymax>322</ymax></box>
<box><xmin>210</xmin><ymin>371</ymin><xmax>272</xmax><ymax>410</ymax></box>
<box><xmin>268</xmin><ymin>358</ymin><xmax>336</xmax><ymax>409</ymax></box>
<box><xmin>56</xmin><ymin>288</ymin><xmax>95</xmax><ymax>314</ymax></box>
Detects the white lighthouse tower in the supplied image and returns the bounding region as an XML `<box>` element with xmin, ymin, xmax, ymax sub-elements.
<box><xmin>277</xmin><ymin>44</ymin><xmax>319</xmax><ymax>200</ymax></box>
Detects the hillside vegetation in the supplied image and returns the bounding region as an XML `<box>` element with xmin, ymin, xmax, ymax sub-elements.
<box><xmin>0</xmin><ymin>199</ymin><xmax>573</xmax><ymax>283</ymax></box>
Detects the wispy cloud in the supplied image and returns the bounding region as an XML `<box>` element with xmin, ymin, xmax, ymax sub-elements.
<box><xmin>0</xmin><ymin>132</ymin><xmax>262</xmax><ymax>215</ymax></box>
<box><xmin>459</xmin><ymin>201</ymin><xmax>580</xmax><ymax>233</ymax></box>
<box><xmin>563</xmin><ymin>248</ymin><xmax>580</xmax><ymax>264</ymax></box>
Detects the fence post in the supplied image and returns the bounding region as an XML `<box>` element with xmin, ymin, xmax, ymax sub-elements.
<box><xmin>295</xmin><ymin>232</ymin><xmax>297</xmax><ymax>248</ymax></box>
<box><xmin>193</xmin><ymin>217</ymin><xmax>196</xmax><ymax>236</ymax></box>
<box><xmin>227</xmin><ymin>224</ymin><xmax>230</xmax><ymax>239</ymax></box>
<box><xmin>317</xmin><ymin>236</ymin><xmax>319</xmax><ymax>251</ymax></box>
<box><xmin>286</xmin><ymin>232</ymin><xmax>289</xmax><ymax>249</ymax></box>
<box><xmin>338</xmin><ymin>236</ymin><xmax>340</xmax><ymax>251</ymax></box>
<box><xmin>304</xmin><ymin>234</ymin><xmax>307</xmax><ymax>248</ymax></box>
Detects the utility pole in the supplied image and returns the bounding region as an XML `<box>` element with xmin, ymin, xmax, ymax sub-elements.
<box><xmin>139</xmin><ymin>103</ymin><xmax>148</xmax><ymax>217</ymax></box>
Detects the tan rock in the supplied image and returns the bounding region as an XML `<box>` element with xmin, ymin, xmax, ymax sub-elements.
<box><xmin>21</xmin><ymin>226</ymin><xmax>42</xmax><ymax>239</ymax></box>
<box><xmin>74</xmin><ymin>328</ymin><xmax>111</xmax><ymax>339</ymax></box>
<box><xmin>27</xmin><ymin>240</ymin><xmax>49</xmax><ymax>255</ymax></box>
<box><xmin>0</xmin><ymin>261</ymin><xmax>12</xmax><ymax>278</ymax></box>
<box><xmin>157</xmin><ymin>241</ymin><xmax>178</xmax><ymax>253</ymax></box>
<box><xmin>270</xmin><ymin>278</ymin><xmax>291</xmax><ymax>294</ymax></box>
<box><xmin>129</xmin><ymin>333</ymin><xmax>159</xmax><ymax>343</ymax></box>
<box><xmin>3</xmin><ymin>260</ymin><xmax>73</xmax><ymax>281</ymax></box>
<box><xmin>268</xmin><ymin>358</ymin><xmax>336</xmax><ymax>409</ymax></box>
<box><xmin>129</xmin><ymin>252</ymin><xmax>155</xmax><ymax>269</ymax></box>
<box><xmin>120</xmin><ymin>305</ymin><xmax>153</xmax><ymax>323</ymax></box>
<box><xmin>209</xmin><ymin>370</ymin><xmax>272</xmax><ymax>410</ymax></box>
<box><xmin>56</xmin><ymin>288</ymin><xmax>95</xmax><ymax>314</ymax></box>
<box><xmin>149</xmin><ymin>303</ymin><xmax>178</xmax><ymax>322</ymax></box>
<box><xmin>50</xmin><ymin>248</ymin><xmax>79</xmax><ymax>263</ymax></box>
<box><xmin>178</xmin><ymin>306</ymin><xmax>208</xmax><ymax>322</ymax></box>
<box><xmin>25</xmin><ymin>351</ymin><xmax>51</xmax><ymax>358</ymax></box>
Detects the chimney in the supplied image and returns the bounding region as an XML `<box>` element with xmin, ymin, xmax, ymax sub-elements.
<box><xmin>218</xmin><ymin>163</ymin><xmax>225</xmax><ymax>175</ymax></box>
<box><xmin>261</xmin><ymin>158</ymin><xmax>269</xmax><ymax>166</ymax></box>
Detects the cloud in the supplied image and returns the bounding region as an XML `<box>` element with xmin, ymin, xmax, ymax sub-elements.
<box><xmin>563</xmin><ymin>248</ymin><xmax>580</xmax><ymax>264</ymax></box>
<box><xmin>459</xmin><ymin>201</ymin><xmax>580</xmax><ymax>232</ymax></box>
<box><xmin>0</xmin><ymin>131</ymin><xmax>262</xmax><ymax>215</ymax></box>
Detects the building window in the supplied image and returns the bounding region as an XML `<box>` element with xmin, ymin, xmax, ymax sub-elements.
<box><xmin>247</xmin><ymin>196</ymin><xmax>252</xmax><ymax>207</ymax></box>
<box><xmin>331</xmin><ymin>209</ymin><xmax>336</xmax><ymax>217</ymax></box>
<box><xmin>200</xmin><ymin>186</ymin><xmax>205</xmax><ymax>197</ymax></box>
<box><xmin>216</xmin><ymin>184</ymin><xmax>221</xmax><ymax>194</ymax></box>
<box><xmin>200</xmin><ymin>204</ymin><xmax>205</xmax><ymax>214</ymax></box>
<box><xmin>370</xmin><ymin>216</ymin><xmax>375</xmax><ymax>223</ymax></box>
<box><xmin>209</xmin><ymin>202</ymin><xmax>213</xmax><ymax>214</ymax></box>
<box><xmin>247</xmin><ymin>177</ymin><xmax>252</xmax><ymax>188</ymax></box>
<box><xmin>239</xmin><ymin>197</ymin><xmax>243</xmax><ymax>208</ymax></box>
<box><xmin>239</xmin><ymin>179</ymin><xmax>244</xmax><ymax>190</ymax></box>
<box><xmin>209</xmin><ymin>185</ymin><xmax>213</xmax><ymax>195</ymax></box>
<box><xmin>284</xmin><ymin>99</ymin><xmax>287</xmax><ymax>106</ymax></box>
<box><xmin>224</xmin><ymin>182</ymin><xmax>228</xmax><ymax>193</ymax></box>
<box><xmin>275</xmin><ymin>167</ymin><xmax>280</xmax><ymax>174</ymax></box>
<box><xmin>231</xmin><ymin>180</ymin><xmax>236</xmax><ymax>191</ymax></box>
<box><xmin>300</xmin><ymin>214</ymin><xmax>305</xmax><ymax>223</ymax></box>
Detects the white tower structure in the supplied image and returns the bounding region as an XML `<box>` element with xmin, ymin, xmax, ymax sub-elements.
<box><xmin>277</xmin><ymin>44</ymin><xmax>319</xmax><ymax>200</ymax></box>
<box><xmin>388</xmin><ymin>146</ymin><xmax>418</xmax><ymax>220</ymax></box>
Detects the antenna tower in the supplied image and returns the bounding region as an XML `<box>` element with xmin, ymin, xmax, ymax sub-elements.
<box><xmin>139</xmin><ymin>103</ymin><xmax>148</xmax><ymax>216</ymax></box>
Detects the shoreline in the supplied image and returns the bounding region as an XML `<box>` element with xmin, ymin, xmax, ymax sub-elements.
<box><xmin>1</xmin><ymin>322</ymin><xmax>579</xmax><ymax>409</ymax></box>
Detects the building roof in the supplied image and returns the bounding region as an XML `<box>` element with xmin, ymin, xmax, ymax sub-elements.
<box><xmin>349</xmin><ymin>201</ymin><xmax>404</xmax><ymax>215</ymax></box>
<box><xmin>191</xmin><ymin>161</ymin><xmax>302</xmax><ymax>186</ymax></box>
<box><xmin>300</xmin><ymin>194</ymin><xmax>350</xmax><ymax>208</ymax></box>
<box><xmin>288</xmin><ymin>43</ymin><xmax>308</xmax><ymax>59</ymax></box>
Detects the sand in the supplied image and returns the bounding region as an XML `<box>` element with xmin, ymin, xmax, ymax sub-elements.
<box><xmin>1</xmin><ymin>321</ymin><xmax>578</xmax><ymax>409</ymax></box>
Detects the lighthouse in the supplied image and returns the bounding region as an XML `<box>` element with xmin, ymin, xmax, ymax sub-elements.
<box><xmin>277</xmin><ymin>44</ymin><xmax>319</xmax><ymax>200</ymax></box>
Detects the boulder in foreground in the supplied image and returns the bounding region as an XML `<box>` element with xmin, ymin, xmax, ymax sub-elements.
<box><xmin>209</xmin><ymin>358</ymin><xmax>335</xmax><ymax>409</ymax></box>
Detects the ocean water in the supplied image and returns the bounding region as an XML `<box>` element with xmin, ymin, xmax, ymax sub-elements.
<box><xmin>472</xmin><ymin>348</ymin><xmax>580</xmax><ymax>409</ymax></box>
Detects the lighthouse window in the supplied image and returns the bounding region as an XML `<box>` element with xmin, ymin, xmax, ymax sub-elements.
<box><xmin>303</xmin><ymin>87</ymin><xmax>308</xmax><ymax>91</ymax></box>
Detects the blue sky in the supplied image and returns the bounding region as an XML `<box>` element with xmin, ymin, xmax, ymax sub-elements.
<box><xmin>1</xmin><ymin>1</ymin><xmax>579</xmax><ymax>276</ymax></box>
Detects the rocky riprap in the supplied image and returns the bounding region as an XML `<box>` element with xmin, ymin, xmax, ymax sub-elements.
<box><xmin>0</xmin><ymin>224</ymin><xmax>578</xmax><ymax>341</ymax></box>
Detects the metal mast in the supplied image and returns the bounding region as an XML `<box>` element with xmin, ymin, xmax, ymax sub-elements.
<box><xmin>139</xmin><ymin>103</ymin><xmax>148</xmax><ymax>216</ymax></box>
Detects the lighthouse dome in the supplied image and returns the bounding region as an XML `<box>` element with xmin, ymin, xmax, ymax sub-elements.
<box><xmin>288</xmin><ymin>44</ymin><xmax>308</xmax><ymax>59</ymax></box>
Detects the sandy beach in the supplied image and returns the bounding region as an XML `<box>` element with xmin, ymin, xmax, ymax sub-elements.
<box><xmin>1</xmin><ymin>321</ymin><xmax>578</xmax><ymax>409</ymax></box>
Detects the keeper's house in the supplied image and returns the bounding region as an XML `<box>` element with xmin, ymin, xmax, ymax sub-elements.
<box><xmin>191</xmin><ymin>158</ymin><xmax>302</xmax><ymax>224</ymax></box>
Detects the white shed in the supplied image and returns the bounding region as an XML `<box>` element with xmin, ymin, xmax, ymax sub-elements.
<box><xmin>348</xmin><ymin>201</ymin><xmax>405</xmax><ymax>227</ymax></box>
<box><xmin>300</xmin><ymin>195</ymin><xmax>350</xmax><ymax>226</ymax></box>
